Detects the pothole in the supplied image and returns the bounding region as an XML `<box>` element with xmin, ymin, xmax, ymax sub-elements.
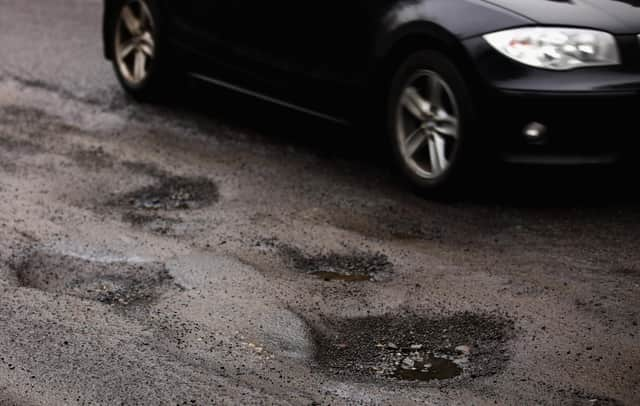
<box><xmin>278</xmin><ymin>244</ymin><xmax>393</xmax><ymax>282</ymax></box>
<box><xmin>11</xmin><ymin>249</ymin><xmax>179</xmax><ymax>306</ymax></box>
<box><xmin>113</xmin><ymin>176</ymin><xmax>219</xmax><ymax>211</ymax></box>
<box><xmin>313</xmin><ymin>313</ymin><xmax>513</xmax><ymax>383</ymax></box>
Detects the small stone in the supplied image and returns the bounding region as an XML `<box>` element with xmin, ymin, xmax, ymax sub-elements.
<box><xmin>401</xmin><ymin>357</ymin><xmax>415</xmax><ymax>369</ymax></box>
<box><xmin>410</xmin><ymin>344</ymin><xmax>423</xmax><ymax>350</ymax></box>
<box><xmin>387</xmin><ymin>342</ymin><xmax>398</xmax><ymax>350</ymax></box>
<box><xmin>455</xmin><ymin>345</ymin><xmax>471</xmax><ymax>355</ymax></box>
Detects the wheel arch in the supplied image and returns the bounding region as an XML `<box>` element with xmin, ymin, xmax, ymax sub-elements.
<box><xmin>370</xmin><ymin>25</ymin><xmax>484</xmax><ymax>194</ymax></box>
<box><xmin>371</xmin><ymin>22</ymin><xmax>483</xmax><ymax>104</ymax></box>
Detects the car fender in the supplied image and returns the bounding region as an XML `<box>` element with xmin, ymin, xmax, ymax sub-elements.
<box><xmin>373</xmin><ymin>0</ymin><xmax>533</xmax><ymax>61</ymax></box>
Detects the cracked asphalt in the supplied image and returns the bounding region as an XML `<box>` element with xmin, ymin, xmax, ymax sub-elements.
<box><xmin>0</xmin><ymin>1</ymin><xmax>639</xmax><ymax>405</ymax></box>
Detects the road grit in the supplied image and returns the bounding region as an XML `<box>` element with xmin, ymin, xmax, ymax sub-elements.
<box><xmin>0</xmin><ymin>72</ymin><xmax>638</xmax><ymax>405</ymax></box>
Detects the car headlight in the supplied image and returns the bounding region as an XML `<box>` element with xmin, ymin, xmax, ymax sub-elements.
<box><xmin>483</xmin><ymin>27</ymin><xmax>621</xmax><ymax>71</ymax></box>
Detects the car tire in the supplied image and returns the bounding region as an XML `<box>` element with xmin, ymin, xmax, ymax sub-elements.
<box><xmin>387</xmin><ymin>50</ymin><xmax>476</xmax><ymax>195</ymax></box>
<box><xmin>110</xmin><ymin>0</ymin><xmax>175</xmax><ymax>101</ymax></box>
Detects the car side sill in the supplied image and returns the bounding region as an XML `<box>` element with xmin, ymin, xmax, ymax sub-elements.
<box><xmin>501</xmin><ymin>153</ymin><xmax>619</xmax><ymax>165</ymax></box>
<box><xmin>189</xmin><ymin>72</ymin><xmax>351</xmax><ymax>126</ymax></box>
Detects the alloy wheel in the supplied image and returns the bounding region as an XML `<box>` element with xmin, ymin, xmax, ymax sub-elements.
<box><xmin>114</xmin><ymin>0</ymin><xmax>156</xmax><ymax>86</ymax></box>
<box><xmin>395</xmin><ymin>70</ymin><xmax>460</xmax><ymax>180</ymax></box>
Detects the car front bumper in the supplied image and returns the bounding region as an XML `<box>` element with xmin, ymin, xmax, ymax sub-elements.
<box><xmin>463</xmin><ymin>35</ymin><xmax>640</xmax><ymax>164</ymax></box>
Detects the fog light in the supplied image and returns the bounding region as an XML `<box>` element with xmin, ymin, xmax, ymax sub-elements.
<box><xmin>523</xmin><ymin>122</ymin><xmax>547</xmax><ymax>141</ymax></box>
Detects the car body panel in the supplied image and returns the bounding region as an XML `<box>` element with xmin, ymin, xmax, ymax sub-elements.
<box><xmin>163</xmin><ymin>0</ymin><xmax>531</xmax><ymax>84</ymax></box>
<box><xmin>107</xmin><ymin>0</ymin><xmax>639</xmax><ymax>93</ymax></box>
<box><xmin>482</xmin><ymin>0</ymin><xmax>640</xmax><ymax>33</ymax></box>
<box><xmin>464</xmin><ymin>35</ymin><xmax>640</xmax><ymax>94</ymax></box>
<box><xmin>103</xmin><ymin>0</ymin><xmax>640</xmax><ymax>163</ymax></box>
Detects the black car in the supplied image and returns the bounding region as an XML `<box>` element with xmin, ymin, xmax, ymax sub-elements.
<box><xmin>102</xmin><ymin>0</ymin><xmax>640</xmax><ymax>192</ymax></box>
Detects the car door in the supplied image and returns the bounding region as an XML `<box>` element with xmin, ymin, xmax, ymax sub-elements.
<box><xmin>163</xmin><ymin>1</ymin><xmax>229</xmax><ymax>57</ymax></box>
<box><xmin>218</xmin><ymin>1</ymin><xmax>377</xmax><ymax>113</ymax></box>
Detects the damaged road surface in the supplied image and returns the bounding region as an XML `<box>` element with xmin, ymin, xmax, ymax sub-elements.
<box><xmin>0</xmin><ymin>1</ymin><xmax>639</xmax><ymax>405</ymax></box>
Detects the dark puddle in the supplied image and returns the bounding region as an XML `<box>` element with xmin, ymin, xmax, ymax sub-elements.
<box><xmin>313</xmin><ymin>312</ymin><xmax>513</xmax><ymax>383</ymax></box>
<box><xmin>278</xmin><ymin>244</ymin><xmax>393</xmax><ymax>282</ymax></box>
<box><xmin>11</xmin><ymin>249</ymin><xmax>179</xmax><ymax>306</ymax></box>
<box><xmin>394</xmin><ymin>353</ymin><xmax>462</xmax><ymax>381</ymax></box>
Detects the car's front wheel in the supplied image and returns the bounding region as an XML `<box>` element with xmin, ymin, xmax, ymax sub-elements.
<box><xmin>387</xmin><ymin>50</ymin><xmax>475</xmax><ymax>194</ymax></box>
<box><xmin>111</xmin><ymin>0</ymin><xmax>170</xmax><ymax>101</ymax></box>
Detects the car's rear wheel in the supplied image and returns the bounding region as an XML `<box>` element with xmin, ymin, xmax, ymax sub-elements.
<box><xmin>111</xmin><ymin>0</ymin><xmax>170</xmax><ymax>101</ymax></box>
<box><xmin>387</xmin><ymin>50</ymin><xmax>475</xmax><ymax>194</ymax></box>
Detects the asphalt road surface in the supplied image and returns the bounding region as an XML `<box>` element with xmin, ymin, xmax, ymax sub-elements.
<box><xmin>0</xmin><ymin>1</ymin><xmax>639</xmax><ymax>405</ymax></box>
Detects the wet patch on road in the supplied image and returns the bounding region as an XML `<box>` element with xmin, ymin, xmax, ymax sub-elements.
<box><xmin>113</xmin><ymin>176</ymin><xmax>219</xmax><ymax>211</ymax></box>
<box><xmin>69</xmin><ymin>146</ymin><xmax>114</xmax><ymax>171</ymax></box>
<box><xmin>611</xmin><ymin>267</ymin><xmax>640</xmax><ymax>279</ymax></box>
<box><xmin>322</xmin><ymin>203</ymin><xmax>508</xmax><ymax>244</ymax></box>
<box><xmin>0</xmin><ymin>134</ymin><xmax>43</xmax><ymax>155</ymax></box>
<box><xmin>0</xmin><ymin>105</ymin><xmax>76</xmax><ymax>137</ymax></box>
<box><xmin>0</xmin><ymin>106</ymin><xmax>50</xmax><ymax>157</ymax></box>
<box><xmin>567</xmin><ymin>390</ymin><xmax>624</xmax><ymax>406</ymax></box>
<box><xmin>122</xmin><ymin>212</ymin><xmax>180</xmax><ymax>235</ymax></box>
<box><xmin>278</xmin><ymin>244</ymin><xmax>393</xmax><ymax>282</ymax></box>
<box><xmin>330</xmin><ymin>211</ymin><xmax>431</xmax><ymax>240</ymax></box>
<box><xmin>313</xmin><ymin>312</ymin><xmax>513</xmax><ymax>383</ymax></box>
<box><xmin>121</xmin><ymin>160</ymin><xmax>171</xmax><ymax>179</ymax></box>
<box><xmin>1</xmin><ymin>73</ymin><xmax>108</xmax><ymax>107</ymax></box>
<box><xmin>11</xmin><ymin>249</ymin><xmax>179</xmax><ymax>307</ymax></box>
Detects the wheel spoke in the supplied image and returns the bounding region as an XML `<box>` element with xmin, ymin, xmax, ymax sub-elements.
<box><xmin>427</xmin><ymin>75</ymin><xmax>444</xmax><ymax>109</ymax></box>
<box><xmin>118</xmin><ymin>39</ymin><xmax>137</xmax><ymax>59</ymax></box>
<box><xmin>115</xmin><ymin>2</ymin><xmax>155</xmax><ymax>84</ymax></box>
<box><xmin>428</xmin><ymin>135</ymin><xmax>447</xmax><ymax>176</ymax></box>
<box><xmin>139</xmin><ymin>2</ymin><xmax>153</xmax><ymax>29</ymax></box>
<box><xmin>434</xmin><ymin>114</ymin><xmax>459</xmax><ymax>138</ymax></box>
<box><xmin>139</xmin><ymin>43</ymin><xmax>154</xmax><ymax>57</ymax></box>
<box><xmin>396</xmin><ymin>70</ymin><xmax>459</xmax><ymax>180</ymax></box>
<box><xmin>402</xmin><ymin>87</ymin><xmax>430</xmax><ymax>121</ymax></box>
<box><xmin>405</xmin><ymin>128</ymin><xmax>429</xmax><ymax>157</ymax></box>
<box><xmin>134</xmin><ymin>50</ymin><xmax>146</xmax><ymax>81</ymax></box>
<box><xmin>434</xmin><ymin>134</ymin><xmax>448</xmax><ymax>170</ymax></box>
<box><xmin>121</xmin><ymin>5</ymin><xmax>140</xmax><ymax>35</ymax></box>
<box><xmin>140</xmin><ymin>31</ymin><xmax>155</xmax><ymax>50</ymax></box>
